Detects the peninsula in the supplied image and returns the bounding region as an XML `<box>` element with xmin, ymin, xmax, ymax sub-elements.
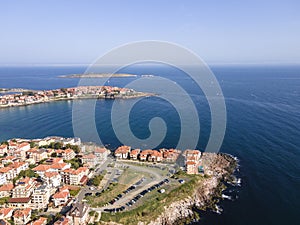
<box><xmin>0</xmin><ymin>136</ymin><xmax>239</xmax><ymax>225</ymax></box>
<box><xmin>59</xmin><ymin>73</ymin><xmax>138</xmax><ymax>78</ymax></box>
<box><xmin>0</xmin><ymin>86</ymin><xmax>154</xmax><ymax>108</ymax></box>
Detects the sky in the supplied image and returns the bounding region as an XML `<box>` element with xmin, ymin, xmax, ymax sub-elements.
<box><xmin>0</xmin><ymin>0</ymin><xmax>299</xmax><ymax>64</ymax></box>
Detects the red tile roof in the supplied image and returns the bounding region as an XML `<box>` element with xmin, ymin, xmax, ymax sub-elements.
<box><xmin>33</xmin><ymin>165</ymin><xmax>51</xmax><ymax>171</ymax></box>
<box><xmin>0</xmin><ymin>183</ymin><xmax>14</xmax><ymax>192</ymax></box>
<box><xmin>14</xmin><ymin>208</ymin><xmax>31</xmax><ymax>217</ymax></box>
<box><xmin>8</xmin><ymin>197</ymin><xmax>31</xmax><ymax>203</ymax></box>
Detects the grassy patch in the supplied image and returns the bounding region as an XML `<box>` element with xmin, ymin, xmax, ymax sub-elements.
<box><xmin>0</xmin><ymin>197</ymin><xmax>9</xmax><ymax>204</ymax></box>
<box><xmin>69</xmin><ymin>189</ymin><xmax>80</xmax><ymax>197</ymax></box>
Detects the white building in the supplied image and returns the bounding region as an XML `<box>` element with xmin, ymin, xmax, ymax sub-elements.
<box><xmin>31</xmin><ymin>185</ymin><xmax>51</xmax><ymax>209</ymax></box>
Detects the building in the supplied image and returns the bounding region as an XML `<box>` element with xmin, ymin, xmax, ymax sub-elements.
<box><xmin>114</xmin><ymin>146</ymin><xmax>131</xmax><ymax>159</ymax></box>
<box><xmin>129</xmin><ymin>149</ymin><xmax>140</xmax><ymax>160</ymax></box>
<box><xmin>53</xmin><ymin>216</ymin><xmax>70</xmax><ymax>225</ymax></box>
<box><xmin>61</xmin><ymin>167</ymin><xmax>89</xmax><ymax>185</ymax></box>
<box><xmin>184</xmin><ymin>150</ymin><xmax>201</xmax><ymax>162</ymax></box>
<box><xmin>0</xmin><ymin>208</ymin><xmax>13</xmax><ymax>220</ymax></box>
<box><xmin>62</xmin><ymin>148</ymin><xmax>76</xmax><ymax>160</ymax></box>
<box><xmin>43</xmin><ymin>172</ymin><xmax>61</xmax><ymax>188</ymax></box>
<box><xmin>17</xmin><ymin>142</ymin><xmax>30</xmax><ymax>152</ymax></box>
<box><xmin>186</xmin><ymin>161</ymin><xmax>198</xmax><ymax>174</ymax></box>
<box><xmin>31</xmin><ymin>185</ymin><xmax>51</xmax><ymax>209</ymax></box>
<box><xmin>27</xmin><ymin>148</ymin><xmax>48</xmax><ymax>163</ymax></box>
<box><xmin>8</xmin><ymin>162</ymin><xmax>29</xmax><ymax>175</ymax></box>
<box><xmin>67</xmin><ymin>202</ymin><xmax>90</xmax><ymax>225</ymax></box>
<box><xmin>30</xmin><ymin>217</ymin><xmax>48</xmax><ymax>225</ymax></box>
<box><xmin>0</xmin><ymin>172</ymin><xmax>7</xmax><ymax>186</ymax></box>
<box><xmin>149</xmin><ymin>150</ymin><xmax>162</xmax><ymax>162</ymax></box>
<box><xmin>32</xmin><ymin>165</ymin><xmax>51</xmax><ymax>177</ymax></box>
<box><xmin>8</xmin><ymin>197</ymin><xmax>31</xmax><ymax>208</ymax></box>
<box><xmin>12</xmin><ymin>177</ymin><xmax>36</xmax><ymax>198</ymax></box>
<box><xmin>0</xmin><ymin>145</ymin><xmax>8</xmax><ymax>157</ymax></box>
<box><xmin>52</xmin><ymin>188</ymin><xmax>70</xmax><ymax>207</ymax></box>
<box><xmin>81</xmin><ymin>154</ymin><xmax>97</xmax><ymax>167</ymax></box>
<box><xmin>13</xmin><ymin>208</ymin><xmax>32</xmax><ymax>225</ymax></box>
<box><xmin>161</xmin><ymin>148</ymin><xmax>180</xmax><ymax>162</ymax></box>
<box><xmin>0</xmin><ymin>167</ymin><xmax>16</xmax><ymax>181</ymax></box>
<box><xmin>94</xmin><ymin>147</ymin><xmax>108</xmax><ymax>161</ymax></box>
<box><xmin>0</xmin><ymin>183</ymin><xmax>14</xmax><ymax>197</ymax></box>
<box><xmin>50</xmin><ymin>163</ymin><xmax>71</xmax><ymax>173</ymax></box>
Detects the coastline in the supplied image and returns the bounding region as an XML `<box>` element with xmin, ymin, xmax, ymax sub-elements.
<box><xmin>59</xmin><ymin>73</ymin><xmax>138</xmax><ymax>78</ymax></box>
<box><xmin>0</xmin><ymin>86</ymin><xmax>155</xmax><ymax>109</ymax></box>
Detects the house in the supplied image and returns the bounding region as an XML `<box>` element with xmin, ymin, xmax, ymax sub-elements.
<box><xmin>53</xmin><ymin>216</ymin><xmax>70</xmax><ymax>225</ymax></box>
<box><xmin>1</xmin><ymin>156</ymin><xmax>17</xmax><ymax>166</ymax></box>
<box><xmin>0</xmin><ymin>183</ymin><xmax>14</xmax><ymax>197</ymax></box>
<box><xmin>81</xmin><ymin>154</ymin><xmax>97</xmax><ymax>167</ymax></box>
<box><xmin>0</xmin><ymin>145</ymin><xmax>8</xmax><ymax>157</ymax></box>
<box><xmin>13</xmin><ymin>208</ymin><xmax>32</xmax><ymax>225</ymax></box>
<box><xmin>8</xmin><ymin>197</ymin><xmax>31</xmax><ymax>208</ymax></box>
<box><xmin>184</xmin><ymin>150</ymin><xmax>201</xmax><ymax>162</ymax></box>
<box><xmin>161</xmin><ymin>148</ymin><xmax>180</xmax><ymax>162</ymax></box>
<box><xmin>0</xmin><ymin>167</ymin><xmax>16</xmax><ymax>181</ymax></box>
<box><xmin>52</xmin><ymin>187</ymin><xmax>70</xmax><ymax>207</ymax></box>
<box><xmin>8</xmin><ymin>141</ymin><xmax>18</xmax><ymax>150</ymax></box>
<box><xmin>32</xmin><ymin>165</ymin><xmax>51</xmax><ymax>177</ymax></box>
<box><xmin>50</xmin><ymin>163</ymin><xmax>71</xmax><ymax>173</ymax></box>
<box><xmin>17</xmin><ymin>142</ymin><xmax>30</xmax><ymax>152</ymax></box>
<box><xmin>30</xmin><ymin>217</ymin><xmax>47</xmax><ymax>225</ymax></box>
<box><xmin>12</xmin><ymin>177</ymin><xmax>36</xmax><ymax>198</ymax></box>
<box><xmin>129</xmin><ymin>149</ymin><xmax>140</xmax><ymax>160</ymax></box>
<box><xmin>45</xmin><ymin>158</ymin><xmax>64</xmax><ymax>164</ymax></box>
<box><xmin>186</xmin><ymin>161</ymin><xmax>198</xmax><ymax>174</ymax></box>
<box><xmin>27</xmin><ymin>148</ymin><xmax>48</xmax><ymax>163</ymax></box>
<box><xmin>55</xmin><ymin>148</ymin><xmax>76</xmax><ymax>160</ymax></box>
<box><xmin>0</xmin><ymin>172</ymin><xmax>7</xmax><ymax>186</ymax></box>
<box><xmin>94</xmin><ymin>148</ymin><xmax>108</xmax><ymax>161</ymax></box>
<box><xmin>62</xmin><ymin>137</ymin><xmax>81</xmax><ymax>147</ymax></box>
<box><xmin>0</xmin><ymin>208</ymin><xmax>13</xmax><ymax>220</ymax></box>
<box><xmin>62</xmin><ymin>149</ymin><xmax>76</xmax><ymax>160</ymax></box>
<box><xmin>42</xmin><ymin>172</ymin><xmax>61</xmax><ymax>188</ymax></box>
<box><xmin>139</xmin><ymin>150</ymin><xmax>153</xmax><ymax>161</ymax></box>
<box><xmin>61</xmin><ymin>167</ymin><xmax>89</xmax><ymax>185</ymax></box>
<box><xmin>149</xmin><ymin>150</ymin><xmax>162</xmax><ymax>162</ymax></box>
<box><xmin>114</xmin><ymin>146</ymin><xmax>131</xmax><ymax>159</ymax></box>
<box><xmin>31</xmin><ymin>185</ymin><xmax>51</xmax><ymax>209</ymax></box>
<box><xmin>8</xmin><ymin>162</ymin><xmax>28</xmax><ymax>175</ymax></box>
<box><xmin>67</xmin><ymin>202</ymin><xmax>90</xmax><ymax>225</ymax></box>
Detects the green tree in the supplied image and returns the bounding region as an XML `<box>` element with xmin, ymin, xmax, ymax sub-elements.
<box><xmin>54</xmin><ymin>142</ymin><xmax>63</xmax><ymax>149</ymax></box>
<box><xmin>30</xmin><ymin>141</ymin><xmax>36</xmax><ymax>148</ymax></box>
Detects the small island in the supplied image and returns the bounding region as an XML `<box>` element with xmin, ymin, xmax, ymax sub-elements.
<box><xmin>0</xmin><ymin>86</ymin><xmax>154</xmax><ymax>108</ymax></box>
<box><xmin>59</xmin><ymin>73</ymin><xmax>138</xmax><ymax>78</ymax></box>
<box><xmin>0</xmin><ymin>136</ymin><xmax>239</xmax><ymax>225</ymax></box>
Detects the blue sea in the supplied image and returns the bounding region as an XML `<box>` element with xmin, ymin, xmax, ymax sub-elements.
<box><xmin>0</xmin><ymin>64</ymin><xmax>299</xmax><ymax>225</ymax></box>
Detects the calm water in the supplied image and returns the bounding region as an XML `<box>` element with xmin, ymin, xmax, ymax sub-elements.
<box><xmin>0</xmin><ymin>65</ymin><xmax>299</xmax><ymax>225</ymax></box>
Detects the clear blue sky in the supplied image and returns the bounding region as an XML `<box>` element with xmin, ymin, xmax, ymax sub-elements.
<box><xmin>0</xmin><ymin>0</ymin><xmax>299</xmax><ymax>64</ymax></box>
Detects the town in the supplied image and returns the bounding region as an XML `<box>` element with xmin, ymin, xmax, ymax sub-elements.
<box><xmin>0</xmin><ymin>86</ymin><xmax>152</xmax><ymax>108</ymax></box>
<box><xmin>0</xmin><ymin>136</ymin><xmax>231</xmax><ymax>225</ymax></box>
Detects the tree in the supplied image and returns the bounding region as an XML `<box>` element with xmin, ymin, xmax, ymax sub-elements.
<box><xmin>54</xmin><ymin>142</ymin><xmax>63</xmax><ymax>149</ymax></box>
<box><xmin>65</xmin><ymin>144</ymin><xmax>80</xmax><ymax>154</ymax></box>
<box><xmin>51</xmin><ymin>152</ymin><xmax>57</xmax><ymax>157</ymax></box>
<box><xmin>0</xmin><ymin>141</ymin><xmax>8</xmax><ymax>145</ymax></box>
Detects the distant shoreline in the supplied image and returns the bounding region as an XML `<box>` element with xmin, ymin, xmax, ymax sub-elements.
<box><xmin>0</xmin><ymin>86</ymin><xmax>155</xmax><ymax>109</ymax></box>
<box><xmin>59</xmin><ymin>73</ymin><xmax>138</xmax><ymax>78</ymax></box>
